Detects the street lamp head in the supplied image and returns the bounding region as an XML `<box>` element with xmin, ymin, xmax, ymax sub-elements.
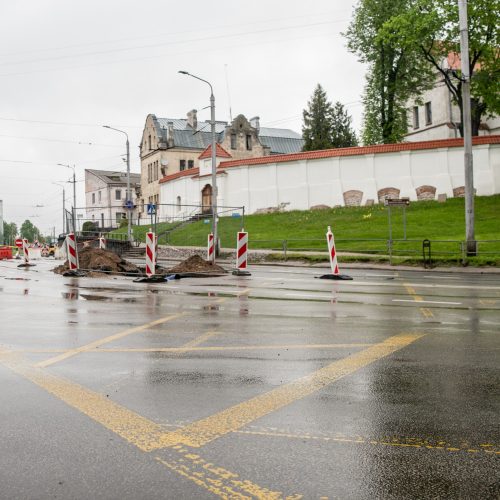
<box><xmin>103</xmin><ymin>125</ymin><xmax>111</xmax><ymax>129</ymax></box>
<box><xmin>178</xmin><ymin>70</ymin><xmax>189</xmax><ymax>75</ymax></box>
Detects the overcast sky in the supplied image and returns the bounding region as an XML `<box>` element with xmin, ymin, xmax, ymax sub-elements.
<box><xmin>0</xmin><ymin>0</ymin><xmax>365</xmax><ymax>235</ymax></box>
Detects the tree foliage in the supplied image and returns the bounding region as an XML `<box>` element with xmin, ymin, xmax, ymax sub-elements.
<box><xmin>20</xmin><ymin>219</ymin><xmax>42</xmax><ymax>242</ymax></box>
<box><xmin>331</xmin><ymin>102</ymin><xmax>358</xmax><ymax>148</ymax></box>
<box><xmin>380</xmin><ymin>0</ymin><xmax>500</xmax><ymax>136</ymax></box>
<box><xmin>2</xmin><ymin>221</ymin><xmax>17</xmax><ymax>245</ymax></box>
<box><xmin>302</xmin><ymin>85</ymin><xmax>358</xmax><ymax>150</ymax></box>
<box><xmin>345</xmin><ymin>0</ymin><xmax>434</xmax><ymax>144</ymax></box>
<box><xmin>302</xmin><ymin>84</ymin><xmax>335</xmax><ymax>150</ymax></box>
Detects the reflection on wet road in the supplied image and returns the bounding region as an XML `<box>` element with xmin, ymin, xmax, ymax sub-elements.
<box><xmin>0</xmin><ymin>260</ymin><xmax>499</xmax><ymax>499</ymax></box>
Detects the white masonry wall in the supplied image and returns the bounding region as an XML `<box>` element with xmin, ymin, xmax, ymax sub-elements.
<box><xmin>159</xmin><ymin>142</ymin><xmax>500</xmax><ymax>219</ymax></box>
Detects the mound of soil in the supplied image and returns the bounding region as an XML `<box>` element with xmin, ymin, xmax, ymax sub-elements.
<box><xmin>167</xmin><ymin>255</ymin><xmax>226</xmax><ymax>274</ymax></box>
<box><xmin>53</xmin><ymin>247</ymin><xmax>140</xmax><ymax>276</ymax></box>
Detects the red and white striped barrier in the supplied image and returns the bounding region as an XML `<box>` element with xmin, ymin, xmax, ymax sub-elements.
<box><xmin>66</xmin><ymin>232</ymin><xmax>79</xmax><ymax>270</ymax></box>
<box><xmin>207</xmin><ymin>233</ymin><xmax>214</xmax><ymax>262</ymax></box>
<box><xmin>99</xmin><ymin>236</ymin><xmax>106</xmax><ymax>249</ymax></box>
<box><xmin>145</xmin><ymin>231</ymin><xmax>156</xmax><ymax>277</ymax></box>
<box><xmin>233</xmin><ymin>229</ymin><xmax>251</xmax><ymax>276</ymax></box>
<box><xmin>320</xmin><ymin>226</ymin><xmax>352</xmax><ymax>280</ymax></box>
<box><xmin>237</xmin><ymin>230</ymin><xmax>248</xmax><ymax>270</ymax></box>
<box><xmin>326</xmin><ymin>226</ymin><xmax>339</xmax><ymax>275</ymax></box>
<box><xmin>22</xmin><ymin>238</ymin><xmax>30</xmax><ymax>264</ymax></box>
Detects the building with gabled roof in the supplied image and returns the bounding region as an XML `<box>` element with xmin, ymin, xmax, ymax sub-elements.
<box><xmin>85</xmin><ymin>169</ymin><xmax>141</xmax><ymax>230</ymax></box>
<box><xmin>138</xmin><ymin>111</ymin><xmax>303</xmax><ymax>216</ymax></box>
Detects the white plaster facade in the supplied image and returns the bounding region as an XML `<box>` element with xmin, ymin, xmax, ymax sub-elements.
<box><xmin>85</xmin><ymin>169</ymin><xmax>140</xmax><ymax>229</ymax></box>
<box><xmin>159</xmin><ymin>137</ymin><xmax>500</xmax><ymax>221</ymax></box>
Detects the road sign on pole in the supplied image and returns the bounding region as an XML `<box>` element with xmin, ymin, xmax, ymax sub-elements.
<box><xmin>147</xmin><ymin>203</ymin><xmax>156</xmax><ymax>215</ymax></box>
<box><xmin>124</xmin><ymin>200</ymin><xmax>134</xmax><ymax>210</ymax></box>
<box><xmin>15</xmin><ymin>238</ymin><xmax>23</xmax><ymax>248</ymax></box>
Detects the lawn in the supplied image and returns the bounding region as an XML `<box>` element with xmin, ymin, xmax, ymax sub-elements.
<box><xmin>110</xmin><ymin>194</ymin><xmax>500</xmax><ymax>263</ymax></box>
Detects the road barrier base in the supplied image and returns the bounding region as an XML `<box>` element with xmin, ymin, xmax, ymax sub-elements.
<box><xmin>318</xmin><ymin>273</ymin><xmax>353</xmax><ymax>280</ymax></box>
<box><xmin>232</xmin><ymin>269</ymin><xmax>251</xmax><ymax>276</ymax></box>
<box><xmin>17</xmin><ymin>263</ymin><xmax>36</xmax><ymax>268</ymax></box>
<box><xmin>62</xmin><ymin>269</ymin><xmax>86</xmax><ymax>277</ymax></box>
<box><xmin>133</xmin><ymin>274</ymin><xmax>181</xmax><ymax>283</ymax></box>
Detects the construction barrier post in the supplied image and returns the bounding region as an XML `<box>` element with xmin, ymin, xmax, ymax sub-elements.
<box><xmin>319</xmin><ymin>226</ymin><xmax>352</xmax><ymax>280</ymax></box>
<box><xmin>207</xmin><ymin>233</ymin><xmax>214</xmax><ymax>262</ymax></box>
<box><xmin>17</xmin><ymin>238</ymin><xmax>36</xmax><ymax>268</ymax></box>
<box><xmin>99</xmin><ymin>236</ymin><xmax>106</xmax><ymax>249</ymax></box>
<box><xmin>145</xmin><ymin>230</ymin><xmax>156</xmax><ymax>277</ymax></box>
<box><xmin>232</xmin><ymin>229</ymin><xmax>251</xmax><ymax>276</ymax></box>
<box><xmin>66</xmin><ymin>233</ymin><xmax>79</xmax><ymax>270</ymax></box>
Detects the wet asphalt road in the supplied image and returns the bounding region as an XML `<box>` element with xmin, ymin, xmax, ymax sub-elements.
<box><xmin>0</xmin><ymin>259</ymin><xmax>498</xmax><ymax>499</ymax></box>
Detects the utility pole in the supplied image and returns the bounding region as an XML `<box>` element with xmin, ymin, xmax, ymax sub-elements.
<box><xmin>178</xmin><ymin>70</ymin><xmax>218</xmax><ymax>262</ymax></box>
<box><xmin>458</xmin><ymin>0</ymin><xmax>476</xmax><ymax>255</ymax></box>
<box><xmin>103</xmin><ymin>126</ymin><xmax>132</xmax><ymax>243</ymax></box>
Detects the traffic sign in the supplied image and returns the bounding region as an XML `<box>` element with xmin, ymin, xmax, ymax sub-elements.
<box><xmin>15</xmin><ymin>238</ymin><xmax>23</xmax><ymax>248</ymax></box>
<box><xmin>147</xmin><ymin>203</ymin><xmax>156</xmax><ymax>215</ymax></box>
<box><xmin>124</xmin><ymin>200</ymin><xmax>134</xmax><ymax>210</ymax></box>
<box><xmin>384</xmin><ymin>197</ymin><xmax>410</xmax><ymax>206</ymax></box>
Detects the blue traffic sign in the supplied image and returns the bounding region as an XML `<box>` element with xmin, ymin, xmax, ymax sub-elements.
<box><xmin>124</xmin><ymin>200</ymin><xmax>134</xmax><ymax>210</ymax></box>
<box><xmin>147</xmin><ymin>203</ymin><xmax>156</xmax><ymax>215</ymax></box>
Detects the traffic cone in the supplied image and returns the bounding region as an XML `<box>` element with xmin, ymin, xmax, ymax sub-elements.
<box><xmin>319</xmin><ymin>226</ymin><xmax>352</xmax><ymax>280</ymax></box>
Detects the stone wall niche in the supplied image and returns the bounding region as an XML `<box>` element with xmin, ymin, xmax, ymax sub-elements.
<box><xmin>343</xmin><ymin>190</ymin><xmax>363</xmax><ymax>207</ymax></box>
<box><xmin>415</xmin><ymin>185</ymin><xmax>436</xmax><ymax>200</ymax></box>
<box><xmin>377</xmin><ymin>187</ymin><xmax>400</xmax><ymax>203</ymax></box>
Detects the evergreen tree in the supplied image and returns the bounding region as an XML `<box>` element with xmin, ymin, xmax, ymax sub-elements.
<box><xmin>302</xmin><ymin>84</ymin><xmax>335</xmax><ymax>151</ymax></box>
<box><xmin>331</xmin><ymin>102</ymin><xmax>358</xmax><ymax>148</ymax></box>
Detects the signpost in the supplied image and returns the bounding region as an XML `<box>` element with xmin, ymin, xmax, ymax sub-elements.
<box><xmin>384</xmin><ymin>197</ymin><xmax>410</xmax><ymax>241</ymax></box>
<box><xmin>15</xmin><ymin>238</ymin><xmax>23</xmax><ymax>248</ymax></box>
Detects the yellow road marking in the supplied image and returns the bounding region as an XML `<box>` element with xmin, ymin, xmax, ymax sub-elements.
<box><xmin>153</xmin><ymin>333</ymin><xmax>425</xmax><ymax>449</ymax></box>
<box><xmin>0</xmin><ymin>350</ymin><xmax>300</xmax><ymax>498</ymax></box>
<box><xmin>96</xmin><ymin>343</ymin><xmax>373</xmax><ymax>353</ymax></box>
<box><xmin>173</xmin><ymin>331</ymin><xmax>221</xmax><ymax>356</ymax></box>
<box><xmin>156</xmin><ymin>449</ymin><xmax>301</xmax><ymax>500</ymax></box>
<box><xmin>404</xmin><ymin>284</ymin><xmax>434</xmax><ymax>319</ymax></box>
<box><xmin>36</xmin><ymin>312</ymin><xmax>185</xmax><ymax>368</ymax></box>
<box><xmin>234</xmin><ymin>427</ymin><xmax>499</xmax><ymax>456</ymax></box>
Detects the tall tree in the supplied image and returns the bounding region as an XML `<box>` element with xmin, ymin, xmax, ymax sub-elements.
<box><xmin>344</xmin><ymin>0</ymin><xmax>434</xmax><ymax>144</ymax></box>
<box><xmin>20</xmin><ymin>219</ymin><xmax>41</xmax><ymax>242</ymax></box>
<box><xmin>302</xmin><ymin>84</ymin><xmax>335</xmax><ymax>151</ymax></box>
<box><xmin>331</xmin><ymin>102</ymin><xmax>358</xmax><ymax>148</ymax></box>
<box><xmin>2</xmin><ymin>221</ymin><xmax>17</xmax><ymax>245</ymax></box>
<box><xmin>380</xmin><ymin>0</ymin><xmax>500</xmax><ymax>136</ymax></box>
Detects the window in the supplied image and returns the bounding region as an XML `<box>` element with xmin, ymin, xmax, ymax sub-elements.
<box><xmin>98</xmin><ymin>191</ymin><xmax>101</xmax><ymax>202</ymax></box>
<box><xmin>148</xmin><ymin>163</ymin><xmax>152</xmax><ymax>183</ymax></box>
<box><xmin>148</xmin><ymin>135</ymin><xmax>152</xmax><ymax>150</ymax></box>
<box><xmin>230</xmin><ymin>134</ymin><xmax>237</xmax><ymax>149</ymax></box>
<box><xmin>180</xmin><ymin>159</ymin><xmax>186</xmax><ymax>171</ymax></box>
<box><xmin>425</xmin><ymin>102</ymin><xmax>432</xmax><ymax>125</ymax></box>
<box><xmin>154</xmin><ymin>161</ymin><xmax>158</xmax><ymax>181</ymax></box>
<box><xmin>92</xmin><ymin>193</ymin><xmax>95</xmax><ymax>204</ymax></box>
<box><xmin>412</xmin><ymin>106</ymin><xmax>419</xmax><ymax>129</ymax></box>
<box><xmin>115</xmin><ymin>189</ymin><xmax>121</xmax><ymax>200</ymax></box>
<box><xmin>246</xmin><ymin>134</ymin><xmax>252</xmax><ymax>150</ymax></box>
<box><xmin>188</xmin><ymin>159</ymin><xmax>194</xmax><ymax>169</ymax></box>
<box><xmin>177</xmin><ymin>196</ymin><xmax>181</xmax><ymax>212</ymax></box>
<box><xmin>115</xmin><ymin>212</ymin><xmax>125</xmax><ymax>223</ymax></box>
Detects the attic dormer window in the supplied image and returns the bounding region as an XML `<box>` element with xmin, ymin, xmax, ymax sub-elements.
<box><xmin>246</xmin><ymin>135</ymin><xmax>252</xmax><ymax>150</ymax></box>
<box><xmin>230</xmin><ymin>134</ymin><xmax>237</xmax><ymax>149</ymax></box>
<box><xmin>148</xmin><ymin>135</ymin><xmax>152</xmax><ymax>150</ymax></box>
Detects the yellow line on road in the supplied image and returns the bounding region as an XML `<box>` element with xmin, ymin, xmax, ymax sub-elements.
<box><xmin>173</xmin><ymin>331</ymin><xmax>221</xmax><ymax>356</ymax></box>
<box><xmin>0</xmin><ymin>350</ymin><xmax>298</xmax><ymax>498</ymax></box>
<box><xmin>404</xmin><ymin>284</ymin><xmax>434</xmax><ymax>319</ymax></box>
<box><xmin>96</xmin><ymin>343</ymin><xmax>373</xmax><ymax>353</ymax></box>
<box><xmin>36</xmin><ymin>312</ymin><xmax>185</xmax><ymax>368</ymax></box>
<box><xmin>153</xmin><ymin>333</ymin><xmax>425</xmax><ymax>449</ymax></box>
<box><xmin>234</xmin><ymin>427</ymin><xmax>500</xmax><ymax>456</ymax></box>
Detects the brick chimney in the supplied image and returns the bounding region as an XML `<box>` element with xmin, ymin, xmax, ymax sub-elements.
<box><xmin>187</xmin><ymin>109</ymin><xmax>198</xmax><ymax>129</ymax></box>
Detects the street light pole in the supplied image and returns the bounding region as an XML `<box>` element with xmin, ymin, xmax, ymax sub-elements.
<box><xmin>52</xmin><ymin>182</ymin><xmax>66</xmax><ymax>234</ymax></box>
<box><xmin>458</xmin><ymin>0</ymin><xmax>476</xmax><ymax>255</ymax></box>
<box><xmin>57</xmin><ymin>164</ymin><xmax>76</xmax><ymax>233</ymax></box>
<box><xmin>103</xmin><ymin>126</ymin><xmax>132</xmax><ymax>243</ymax></box>
<box><xmin>178</xmin><ymin>70</ymin><xmax>218</xmax><ymax>262</ymax></box>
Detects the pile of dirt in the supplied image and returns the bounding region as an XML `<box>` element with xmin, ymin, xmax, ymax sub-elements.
<box><xmin>167</xmin><ymin>254</ymin><xmax>226</xmax><ymax>274</ymax></box>
<box><xmin>53</xmin><ymin>247</ymin><xmax>140</xmax><ymax>276</ymax></box>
